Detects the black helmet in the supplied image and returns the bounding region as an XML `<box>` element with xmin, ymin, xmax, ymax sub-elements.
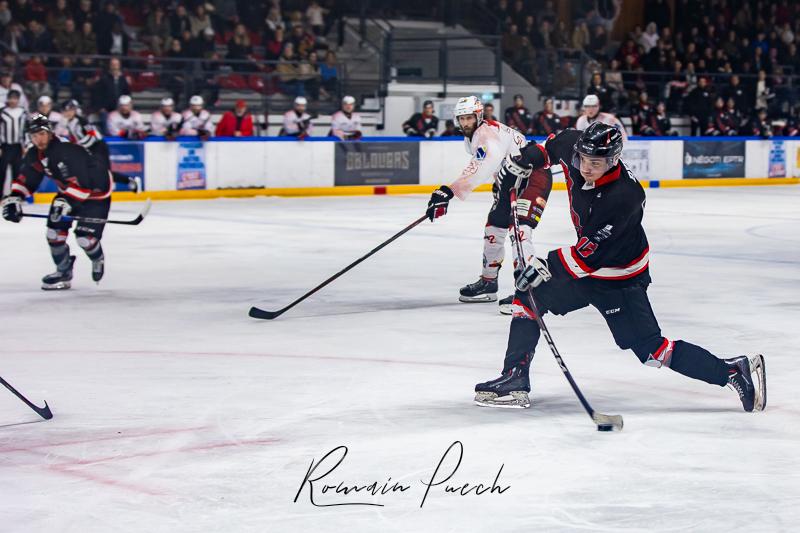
<box><xmin>573</xmin><ymin>122</ymin><xmax>624</xmax><ymax>168</ymax></box>
<box><xmin>26</xmin><ymin>113</ymin><xmax>53</xmax><ymax>134</ymax></box>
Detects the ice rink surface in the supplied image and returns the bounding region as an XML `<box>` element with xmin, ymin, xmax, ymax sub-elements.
<box><xmin>1</xmin><ymin>185</ymin><xmax>799</xmax><ymax>532</ymax></box>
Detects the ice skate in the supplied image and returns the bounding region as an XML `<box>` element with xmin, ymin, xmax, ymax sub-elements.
<box><xmin>498</xmin><ymin>295</ymin><xmax>514</xmax><ymax>315</ymax></box>
<box><xmin>474</xmin><ymin>366</ymin><xmax>530</xmax><ymax>408</ymax></box>
<box><xmin>91</xmin><ymin>254</ymin><xmax>105</xmax><ymax>283</ymax></box>
<box><xmin>41</xmin><ymin>255</ymin><xmax>75</xmax><ymax>291</ymax></box>
<box><xmin>725</xmin><ymin>354</ymin><xmax>766</xmax><ymax>412</ymax></box>
<box><xmin>459</xmin><ymin>276</ymin><xmax>498</xmax><ymax>303</ymax></box>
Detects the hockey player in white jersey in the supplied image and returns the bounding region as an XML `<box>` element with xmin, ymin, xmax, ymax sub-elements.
<box><xmin>149</xmin><ymin>98</ymin><xmax>183</xmax><ymax>139</ymax></box>
<box><xmin>329</xmin><ymin>95</ymin><xmax>362</xmax><ymax>140</ymax></box>
<box><xmin>180</xmin><ymin>95</ymin><xmax>213</xmax><ymax>140</ymax></box>
<box><xmin>425</xmin><ymin>96</ymin><xmax>553</xmax><ymax>313</ymax></box>
<box><xmin>37</xmin><ymin>96</ymin><xmax>63</xmax><ymax>131</ymax></box>
<box><xmin>106</xmin><ymin>95</ymin><xmax>147</xmax><ymax>139</ymax></box>
<box><xmin>280</xmin><ymin>96</ymin><xmax>314</xmax><ymax>139</ymax></box>
<box><xmin>575</xmin><ymin>94</ymin><xmax>628</xmax><ymax>142</ymax></box>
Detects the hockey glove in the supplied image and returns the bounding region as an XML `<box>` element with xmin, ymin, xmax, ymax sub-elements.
<box><xmin>426</xmin><ymin>185</ymin><xmax>454</xmax><ymax>221</ymax></box>
<box><xmin>1</xmin><ymin>195</ymin><xmax>23</xmax><ymax>223</ymax></box>
<box><xmin>501</xmin><ymin>153</ymin><xmax>532</xmax><ymax>194</ymax></box>
<box><xmin>515</xmin><ymin>257</ymin><xmax>551</xmax><ymax>292</ymax></box>
<box><xmin>49</xmin><ymin>197</ymin><xmax>72</xmax><ymax>223</ymax></box>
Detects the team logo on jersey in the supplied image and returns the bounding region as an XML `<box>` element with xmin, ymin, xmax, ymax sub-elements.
<box><xmin>476</xmin><ymin>146</ymin><xmax>487</xmax><ymax>160</ymax></box>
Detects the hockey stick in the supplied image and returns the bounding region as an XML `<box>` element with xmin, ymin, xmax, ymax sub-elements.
<box><xmin>249</xmin><ymin>214</ymin><xmax>429</xmax><ymax>320</ymax></box>
<box><xmin>0</xmin><ymin>375</ymin><xmax>53</xmax><ymax>420</ymax></box>
<box><xmin>509</xmin><ymin>188</ymin><xmax>623</xmax><ymax>432</ymax></box>
<box><xmin>22</xmin><ymin>198</ymin><xmax>152</xmax><ymax>226</ymax></box>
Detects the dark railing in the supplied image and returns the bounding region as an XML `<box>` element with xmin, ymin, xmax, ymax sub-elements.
<box><xmin>7</xmin><ymin>52</ymin><xmax>345</xmax><ymax>114</ymax></box>
<box><xmin>385</xmin><ymin>35</ymin><xmax>502</xmax><ymax>95</ymax></box>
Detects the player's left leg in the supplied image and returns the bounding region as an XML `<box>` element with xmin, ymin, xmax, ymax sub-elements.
<box><xmin>592</xmin><ymin>282</ymin><xmax>766</xmax><ymax>412</ymax></box>
<box><xmin>73</xmin><ymin>197</ymin><xmax>111</xmax><ymax>284</ymax></box>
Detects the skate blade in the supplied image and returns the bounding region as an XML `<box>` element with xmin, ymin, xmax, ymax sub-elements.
<box><xmin>474</xmin><ymin>391</ymin><xmax>530</xmax><ymax>409</ymax></box>
<box><xmin>459</xmin><ymin>294</ymin><xmax>498</xmax><ymax>303</ymax></box>
<box><xmin>41</xmin><ymin>281</ymin><xmax>71</xmax><ymax>291</ymax></box>
<box><xmin>749</xmin><ymin>354</ymin><xmax>767</xmax><ymax>411</ymax></box>
<box><xmin>498</xmin><ymin>304</ymin><xmax>513</xmax><ymax>315</ymax></box>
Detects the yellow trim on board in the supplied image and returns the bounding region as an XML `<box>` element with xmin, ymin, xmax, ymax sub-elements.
<box><xmin>30</xmin><ymin>177</ymin><xmax>799</xmax><ymax>203</ymax></box>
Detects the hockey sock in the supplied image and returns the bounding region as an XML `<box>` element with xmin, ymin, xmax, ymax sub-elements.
<box><xmin>502</xmin><ymin>317</ymin><xmax>541</xmax><ymax>372</ymax></box>
<box><xmin>668</xmin><ymin>340</ymin><xmax>729</xmax><ymax>386</ymax></box>
<box><xmin>482</xmin><ymin>225</ymin><xmax>507</xmax><ymax>279</ymax></box>
<box><xmin>46</xmin><ymin>229</ymin><xmax>70</xmax><ymax>268</ymax></box>
<box><xmin>77</xmin><ymin>236</ymin><xmax>103</xmax><ymax>261</ymax></box>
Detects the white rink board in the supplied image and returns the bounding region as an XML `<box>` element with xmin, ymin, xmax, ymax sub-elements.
<box><xmin>0</xmin><ymin>186</ymin><xmax>798</xmax><ymax>532</ymax></box>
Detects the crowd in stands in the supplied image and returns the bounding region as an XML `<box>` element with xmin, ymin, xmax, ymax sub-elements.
<box><xmin>495</xmin><ymin>0</ymin><xmax>800</xmax><ymax>136</ymax></box>
<box><xmin>0</xmin><ymin>0</ymin><xmax>343</xmax><ymax>116</ymax></box>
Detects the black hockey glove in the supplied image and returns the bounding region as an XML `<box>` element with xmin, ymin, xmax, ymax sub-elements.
<box><xmin>49</xmin><ymin>197</ymin><xmax>72</xmax><ymax>223</ymax></box>
<box><xmin>426</xmin><ymin>185</ymin><xmax>454</xmax><ymax>221</ymax></box>
<box><xmin>515</xmin><ymin>257</ymin><xmax>551</xmax><ymax>292</ymax></box>
<box><xmin>1</xmin><ymin>195</ymin><xmax>23</xmax><ymax>223</ymax></box>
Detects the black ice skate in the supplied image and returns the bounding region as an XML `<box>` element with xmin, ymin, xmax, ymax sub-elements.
<box><xmin>474</xmin><ymin>366</ymin><xmax>531</xmax><ymax>408</ymax></box>
<box><xmin>725</xmin><ymin>354</ymin><xmax>767</xmax><ymax>412</ymax></box>
<box><xmin>91</xmin><ymin>255</ymin><xmax>105</xmax><ymax>283</ymax></box>
<box><xmin>459</xmin><ymin>276</ymin><xmax>498</xmax><ymax>303</ymax></box>
<box><xmin>42</xmin><ymin>255</ymin><xmax>76</xmax><ymax>291</ymax></box>
<box><xmin>498</xmin><ymin>295</ymin><xmax>514</xmax><ymax>315</ymax></box>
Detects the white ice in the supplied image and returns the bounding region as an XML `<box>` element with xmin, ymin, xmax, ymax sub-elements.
<box><xmin>0</xmin><ymin>185</ymin><xmax>798</xmax><ymax>533</ymax></box>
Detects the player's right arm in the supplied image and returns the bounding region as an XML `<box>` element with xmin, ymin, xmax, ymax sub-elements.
<box><xmin>448</xmin><ymin>126</ymin><xmax>506</xmax><ymax>200</ymax></box>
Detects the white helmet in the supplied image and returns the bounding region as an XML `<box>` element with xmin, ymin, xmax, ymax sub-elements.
<box><xmin>582</xmin><ymin>94</ymin><xmax>600</xmax><ymax>107</ymax></box>
<box><xmin>342</xmin><ymin>95</ymin><xmax>356</xmax><ymax>105</ymax></box>
<box><xmin>37</xmin><ymin>95</ymin><xmax>52</xmax><ymax>107</ymax></box>
<box><xmin>118</xmin><ymin>94</ymin><xmax>132</xmax><ymax>106</ymax></box>
<box><xmin>160</xmin><ymin>97</ymin><xmax>174</xmax><ymax>107</ymax></box>
<box><xmin>189</xmin><ymin>95</ymin><xmax>204</xmax><ymax>106</ymax></box>
<box><xmin>454</xmin><ymin>96</ymin><xmax>484</xmax><ymax>123</ymax></box>
<box><xmin>294</xmin><ymin>96</ymin><xmax>308</xmax><ymax>106</ymax></box>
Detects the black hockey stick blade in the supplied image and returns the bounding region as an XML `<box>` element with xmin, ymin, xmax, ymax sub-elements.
<box><xmin>248</xmin><ymin>306</ymin><xmax>283</xmax><ymax>320</ymax></box>
<box><xmin>22</xmin><ymin>197</ymin><xmax>152</xmax><ymax>226</ymax></box>
<box><xmin>0</xmin><ymin>375</ymin><xmax>53</xmax><ymax>420</ymax></box>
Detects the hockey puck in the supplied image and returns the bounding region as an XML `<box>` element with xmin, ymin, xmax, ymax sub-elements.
<box><xmin>597</xmin><ymin>424</ymin><xmax>614</xmax><ymax>432</ymax></box>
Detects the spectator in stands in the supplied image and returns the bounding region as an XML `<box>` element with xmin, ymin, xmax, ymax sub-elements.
<box><xmin>589</xmin><ymin>25</ymin><xmax>609</xmax><ymax>61</ymax></box>
<box><xmin>227</xmin><ymin>23</ymin><xmax>255</xmax><ymax>72</ymax></box>
<box><xmin>586</xmin><ymin>71</ymin><xmax>613</xmax><ymax>112</ymax></box>
<box><xmin>74</xmin><ymin>0</ymin><xmax>94</xmax><ymax>28</ymax></box>
<box><xmin>533</xmin><ymin>97</ymin><xmax>561</xmax><ymax>136</ymax></box>
<box><xmin>483</xmin><ymin>102</ymin><xmax>496</xmax><ymax>122</ymax></box>
<box><xmin>319</xmin><ymin>50</ymin><xmax>338</xmax><ymax>100</ymax></box>
<box><xmin>170</xmin><ymin>4</ymin><xmax>191</xmax><ymax>40</ymax></box>
<box><xmin>725</xmin><ymin>97</ymin><xmax>743</xmax><ymax>134</ymax></box>
<box><xmin>265</xmin><ymin>27</ymin><xmax>285</xmax><ymax>61</ymax></box>
<box><xmin>92</xmin><ymin>57</ymin><xmax>130</xmax><ymax>126</ymax></box>
<box><xmin>0</xmin><ymin>21</ymin><xmax>25</xmax><ymax>53</ymax></box>
<box><xmin>0</xmin><ymin>2</ymin><xmax>11</xmax><ymax>28</ymax></box>
<box><xmin>46</xmin><ymin>0</ymin><xmax>70</xmax><ymax>35</ymax></box>
<box><xmin>306</xmin><ymin>1</ymin><xmax>327</xmax><ymax>36</ymax></box>
<box><xmin>23</xmin><ymin>55</ymin><xmax>48</xmax><ymax>99</ymax></box>
<box><xmin>638</xmin><ymin>22</ymin><xmax>659</xmax><ymax>54</ymax></box>
<box><xmin>630</xmin><ymin>93</ymin><xmax>654</xmax><ymax>135</ymax></box>
<box><xmin>264</xmin><ymin>7</ymin><xmax>285</xmax><ymax>42</ymax></box>
<box><xmin>685</xmin><ymin>76</ymin><xmax>713</xmax><ymax>136</ymax></box>
<box><xmin>576</xmin><ymin>94</ymin><xmax>628</xmax><ymax>142</ymax></box>
<box><xmin>645</xmin><ymin>101</ymin><xmax>677</xmax><ymax>136</ymax></box>
<box><xmin>107</xmin><ymin>95</ymin><xmax>147</xmax><ymax>139</ymax></box>
<box><xmin>288</xmin><ymin>23</ymin><xmax>314</xmax><ymax>59</ymax></box>
<box><xmin>95</xmin><ymin>1</ymin><xmax>122</xmax><ymax>49</ymax></box>
<box><xmin>215</xmin><ymin>99</ymin><xmax>254</xmax><ymax>137</ymax></box>
<box><xmin>11</xmin><ymin>0</ymin><xmax>34</xmax><ymax>26</ymax></box>
<box><xmin>25</xmin><ymin>19</ymin><xmax>53</xmax><ymax>54</ymax></box>
<box><xmin>189</xmin><ymin>4</ymin><xmax>212</xmax><ymax>38</ymax></box>
<box><xmin>180</xmin><ymin>95</ymin><xmax>213</xmax><ymax>140</ymax></box>
<box><xmin>755</xmin><ymin>70</ymin><xmax>774</xmax><ymax>112</ymax></box>
<box><xmin>571</xmin><ymin>21</ymin><xmax>590</xmax><ymax>52</ymax></box>
<box><xmin>149</xmin><ymin>97</ymin><xmax>182</xmax><ymax>140</ymax></box>
<box><xmin>750</xmin><ymin>108</ymin><xmax>772</xmax><ymax>138</ymax></box>
<box><xmin>501</xmin><ymin>24</ymin><xmax>523</xmax><ymax>60</ymax></box>
<box><xmin>280</xmin><ymin>96</ymin><xmax>314</xmax><ymax>139</ymax></box>
<box><xmin>0</xmin><ymin>70</ymin><xmax>27</xmax><ymax>109</ymax></box>
<box><xmin>402</xmin><ymin>100</ymin><xmax>439</xmax><ymax>138</ymax></box>
<box><xmin>99</xmin><ymin>20</ymin><xmax>130</xmax><ymax>56</ymax></box>
<box><xmin>440</xmin><ymin>119</ymin><xmax>459</xmax><ymax>137</ymax></box>
<box><xmin>144</xmin><ymin>6</ymin><xmax>172</xmax><ymax>56</ymax></box>
<box><xmin>277</xmin><ymin>42</ymin><xmax>303</xmax><ymax>97</ymax></box>
<box><xmin>54</xmin><ymin>18</ymin><xmax>80</xmax><ymax>55</ymax></box>
<box><xmin>77</xmin><ymin>21</ymin><xmax>97</xmax><ymax>55</ymax></box>
<box><xmin>504</xmin><ymin>94</ymin><xmax>532</xmax><ymax>134</ymax></box>
<box><xmin>329</xmin><ymin>95</ymin><xmax>362</xmax><ymax>140</ymax></box>
<box><xmin>302</xmin><ymin>50</ymin><xmax>321</xmax><ymax>100</ymax></box>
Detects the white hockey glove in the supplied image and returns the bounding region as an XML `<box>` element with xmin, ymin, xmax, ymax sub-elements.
<box><xmin>503</xmin><ymin>153</ymin><xmax>533</xmax><ymax>192</ymax></box>
<box><xmin>515</xmin><ymin>257</ymin><xmax>551</xmax><ymax>292</ymax></box>
<box><xmin>49</xmin><ymin>197</ymin><xmax>72</xmax><ymax>223</ymax></box>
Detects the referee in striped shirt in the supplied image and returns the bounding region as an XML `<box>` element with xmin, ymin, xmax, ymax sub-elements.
<box><xmin>0</xmin><ymin>90</ymin><xmax>27</xmax><ymax>195</ymax></box>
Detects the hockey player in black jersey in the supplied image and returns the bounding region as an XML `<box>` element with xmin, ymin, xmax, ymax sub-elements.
<box><xmin>474</xmin><ymin>122</ymin><xmax>766</xmax><ymax>412</ymax></box>
<box><xmin>1</xmin><ymin>114</ymin><xmax>112</xmax><ymax>290</ymax></box>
